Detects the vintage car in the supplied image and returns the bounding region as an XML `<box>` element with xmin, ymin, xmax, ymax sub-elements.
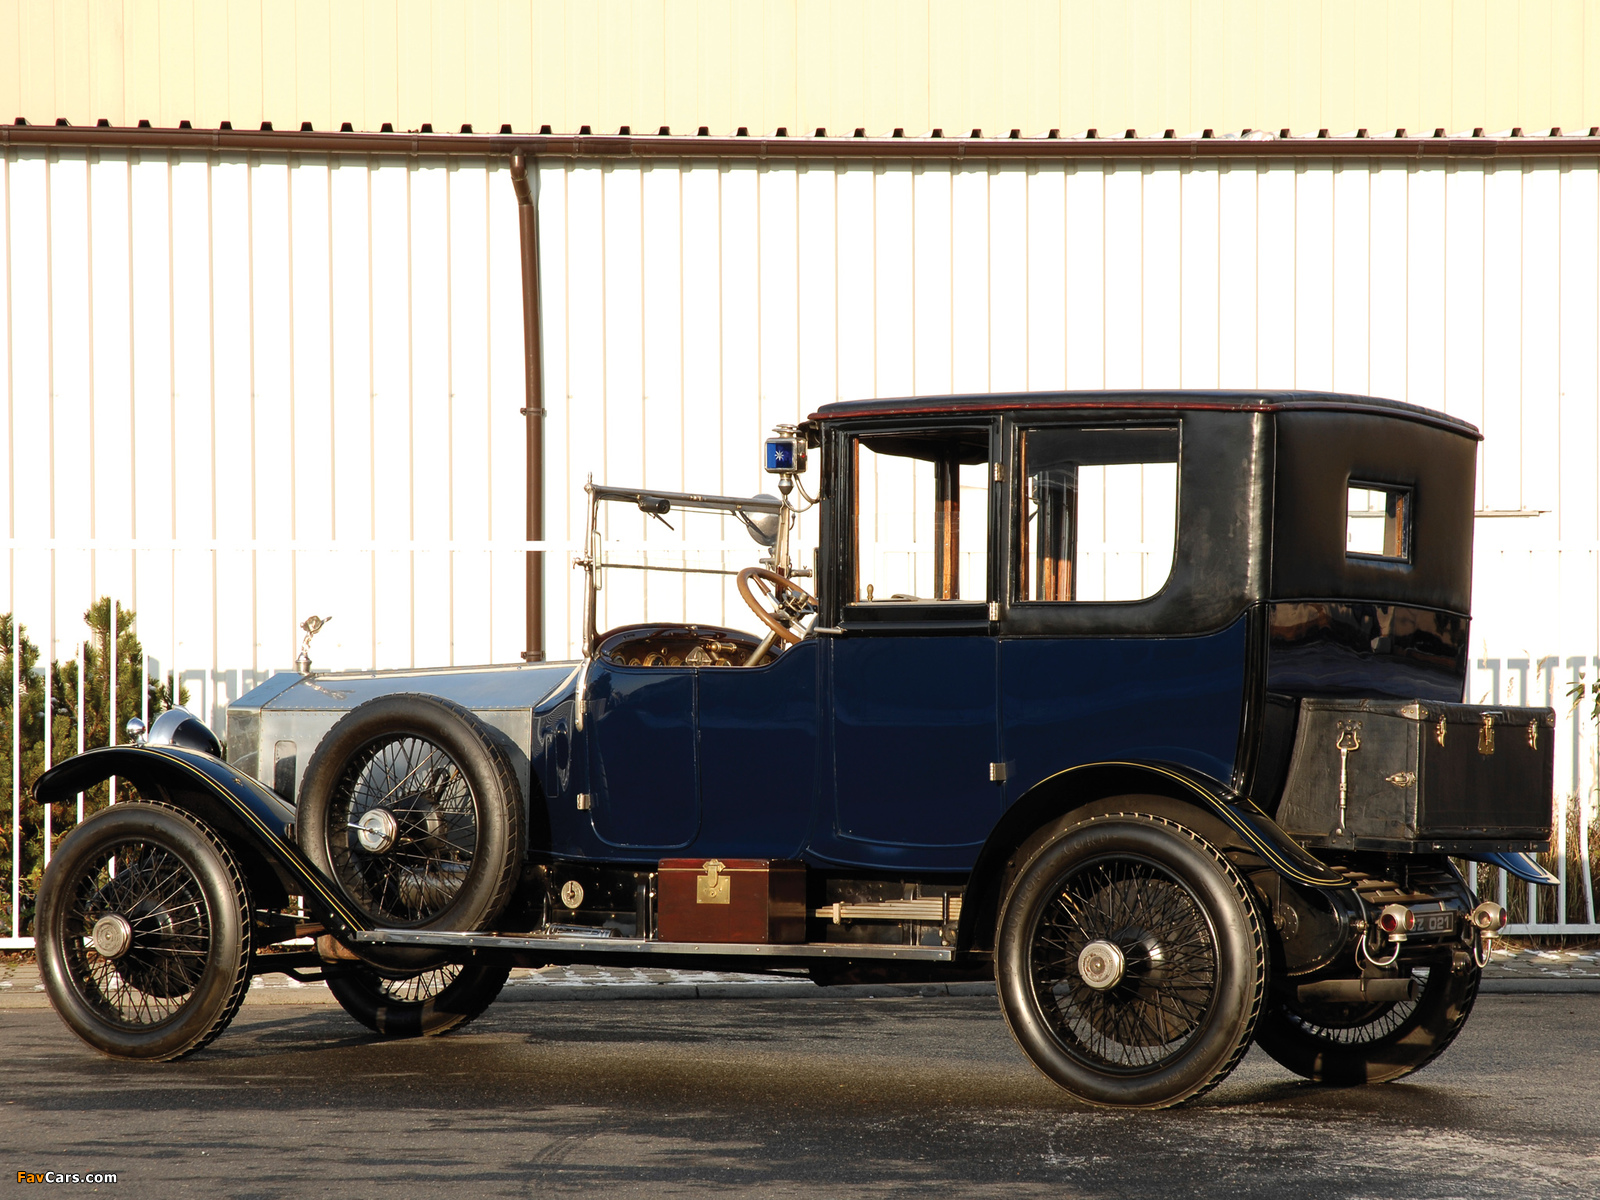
<box><xmin>32</xmin><ymin>390</ymin><xmax>1558</xmax><ymax>1109</ymax></box>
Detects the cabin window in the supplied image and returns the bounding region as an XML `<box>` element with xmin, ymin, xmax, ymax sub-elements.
<box><xmin>1346</xmin><ymin>483</ymin><xmax>1412</xmax><ymax>562</ymax></box>
<box><xmin>853</xmin><ymin>429</ymin><xmax>991</xmax><ymax>602</ymax></box>
<box><xmin>1018</xmin><ymin>426</ymin><xmax>1178</xmax><ymax>603</ymax></box>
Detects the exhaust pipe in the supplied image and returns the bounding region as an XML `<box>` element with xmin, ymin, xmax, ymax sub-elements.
<box><xmin>1297</xmin><ymin>976</ymin><xmax>1419</xmax><ymax>1005</ymax></box>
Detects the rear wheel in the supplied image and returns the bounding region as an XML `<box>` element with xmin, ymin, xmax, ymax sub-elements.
<box><xmin>996</xmin><ymin>810</ymin><xmax>1267</xmax><ymax>1108</ymax></box>
<box><xmin>35</xmin><ymin>801</ymin><xmax>253</xmax><ymax>1061</ymax></box>
<box><xmin>1254</xmin><ymin>955</ymin><xmax>1480</xmax><ymax>1084</ymax></box>
<box><xmin>326</xmin><ymin>956</ymin><xmax>511</xmax><ymax>1037</ymax></box>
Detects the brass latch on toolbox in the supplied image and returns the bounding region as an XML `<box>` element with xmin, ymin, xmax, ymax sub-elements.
<box><xmin>1335</xmin><ymin>720</ymin><xmax>1362</xmax><ymax>835</ymax></box>
<box><xmin>696</xmin><ymin>859</ymin><xmax>731</xmax><ymax>904</ymax></box>
<box><xmin>1479</xmin><ymin>712</ymin><xmax>1497</xmax><ymax>756</ymax></box>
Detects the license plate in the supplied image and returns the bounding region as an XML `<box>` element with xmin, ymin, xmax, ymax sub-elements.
<box><xmin>1413</xmin><ymin>910</ymin><xmax>1455</xmax><ymax>935</ymax></box>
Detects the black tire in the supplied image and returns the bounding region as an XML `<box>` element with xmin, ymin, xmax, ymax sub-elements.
<box><xmin>996</xmin><ymin>810</ymin><xmax>1267</xmax><ymax>1108</ymax></box>
<box><xmin>297</xmin><ymin>694</ymin><xmax>525</xmax><ymax>937</ymax></box>
<box><xmin>35</xmin><ymin>801</ymin><xmax>253</xmax><ymax>1061</ymax></box>
<box><xmin>326</xmin><ymin>955</ymin><xmax>511</xmax><ymax>1038</ymax></box>
<box><xmin>1254</xmin><ymin>954</ymin><xmax>1480</xmax><ymax>1084</ymax></box>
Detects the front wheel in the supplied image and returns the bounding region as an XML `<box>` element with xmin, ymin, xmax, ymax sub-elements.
<box><xmin>1254</xmin><ymin>955</ymin><xmax>1480</xmax><ymax>1084</ymax></box>
<box><xmin>326</xmin><ymin>956</ymin><xmax>511</xmax><ymax>1038</ymax></box>
<box><xmin>35</xmin><ymin>801</ymin><xmax>254</xmax><ymax>1061</ymax></box>
<box><xmin>996</xmin><ymin>810</ymin><xmax>1267</xmax><ymax>1108</ymax></box>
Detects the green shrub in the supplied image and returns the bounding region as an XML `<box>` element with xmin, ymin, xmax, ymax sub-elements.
<box><xmin>0</xmin><ymin>599</ymin><xmax>183</xmax><ymax>937</ymax></box>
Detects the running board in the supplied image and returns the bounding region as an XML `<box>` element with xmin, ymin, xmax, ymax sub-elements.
<box><xmin>354</xmin><ymin>928</ymin><xmax>954</xmax><ymax>962</ymax></box>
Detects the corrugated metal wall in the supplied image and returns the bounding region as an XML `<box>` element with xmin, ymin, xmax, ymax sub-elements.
<box><xmin>4</xmin><ymin>149</ymin><xmax>1600</xmax><ymax>909</ymax></box>
<box><xmin>1</xmin><ymin>149</ymin><xmax>531</xmax><ymax>727</ymax></box>
<box><xmin>6</xmin><ymin>0</ymin><xmax>1600</xmax><ymax>140</ymax></box>
<box><xmin>6</xmin><ymin>150</ymin><xmax>1600</xmax><ymax>700</ymax></box>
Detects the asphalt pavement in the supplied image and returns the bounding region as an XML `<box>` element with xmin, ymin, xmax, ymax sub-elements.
<box><xmin>3</xmin><ymin>985</ymin><xmax>1597</xmax><ymax>1198</ymax></box>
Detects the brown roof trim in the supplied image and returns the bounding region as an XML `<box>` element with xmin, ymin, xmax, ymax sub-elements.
<box><xmin>5</xmin><ymin>123</ymin><xmax>1600</xmax><ymax>162</ymax></box>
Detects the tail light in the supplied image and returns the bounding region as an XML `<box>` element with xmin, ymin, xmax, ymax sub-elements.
<box><xmin>1469</xmin><ymin>900</ymin><xmax>1508</xmax><ymax>932</ymax></box>
<box><xmin>1377</xmin><ymin>904</ymin><xmax>1415</xmax><ymax>938</ymax></box>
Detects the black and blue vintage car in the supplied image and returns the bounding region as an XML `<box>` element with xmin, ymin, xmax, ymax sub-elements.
<box><xmin>32</xmin><ymin>390</ymin><xmax>1557</xmax><ymax>1108</ymax></box>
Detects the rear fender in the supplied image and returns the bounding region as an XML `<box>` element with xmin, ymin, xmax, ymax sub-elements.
<box><xmin>34</xmin><ymin>745</ymin><xmax>370</xmax><ymax>941</ymax></box>
<box><xmin>960</xmin><ymin>760</ymin><xmax>1347</xmax><ymax>955</ymax></box>
<box><xmin>1462</xmin><ymin>851</ymin><xmax>1559</xmax><ymax>887</ymax></box>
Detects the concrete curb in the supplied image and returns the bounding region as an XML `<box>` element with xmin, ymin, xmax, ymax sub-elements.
<box><xmin>1478</xmin><ymin>977</ymin><xmax>1600</xmax><ymax>994</ymax></box>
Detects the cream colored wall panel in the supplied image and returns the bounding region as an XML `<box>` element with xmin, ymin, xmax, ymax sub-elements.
<box><xmin>0</xmin><ymin>3</ymin><xmax>19</xmax><ymax>124</ymax></box>
<box><xmin>1441</xmin><ymin>162</ymin><xmax>1486</xmax><ymax>504</ymax></box>
<box><xmin>363</xmin><ymin>0</ymin><xmax>399</xmax><ymax>130</ymax></box>
<box><xmin>910</xmin><ymin>162</ymin><xmax>953</xmax><ymax>396</ymax></box>
<box><xmin>949</xmin><ymin>165</ymin><xmax>988</xmax><ymax>391</ymax></box>
<box><xmin>1215</xmin><ymin>163</ymin><xmax>1256</xmax><ymax>386</ymax></box>
<box><xmin>874</xmin><ymin>164</ymin><xmax>916</xmax><ymax>397</ymax></box>
<box><xmin>1480</xmin><ymin>163</ymin><xmax>1524</xmax><ymax>511</ymax></box>
<box><xmin>12</xmin><ymin>1</ymin><xmax>1600</xmax><ymax>135</ymax></box>
<box><xmin>1367</xmin><ymin>162</ymin><xmax>1408</xmax><ymax>400</ymax></box>
<box><xmin>226</xmin><ymin>0</ymin><xmax>264</xmax><ymax>130</ymax></box>
<box><xmin>1141</xmin><ymin>162</ymin><xmax>1180</xmax><ymax>388</ymax></box>
<box><xmin>988</xmin><ymin>164</ymin><xmax>1028</xmax><ymax>393</ymax></box>
<box><xmin>1330</xmin><ymin>162</ymin><xmax>1371</xmax><ymax>395</ymax></box>
<box><xmin>1520</xmin><ymin>163</ymin><xmax>1562</xmax><ymax>517</ymax></box>
<box><xmin>1178</xmin><ymin>165</ymin><xmax>1218</xmax><ymax>387</ymax></box>
<box><xmin>88</xmin><ymin>157</ymin><xmax>134</xmax><ymax>546</ymax></box>
<box><xmin>289</xmin><ymin>158</ymin><xmax>334</xmax><ymax>546</ymax></box>
<box><xmin>432</xmin><ymin>0</ymin><xmax>472</xmax><ymax>134</ymax></box>
<box><xmin>128</xmin><ymin>157</ymin><xmax>172</xmax><ymax>544</ymax></box>
<box><xmin>161</xmin><ymin>0</ymin><xmax>198</xmax><ymax>125</ymax></box>
<box><xmin>795</xmin><ymin>161</ymin><xmax>836</xmax><ymax>408</ymax></box>
<box><xmin>1062</xmin><ymin>164</ymin><xmax>1103</xmax><ymax>388</ymax></box>
<box><xmin>122</xmin><ymin>0</ymin><xmax>161</xmax><ymax>124</ymax></box>
<box><xmin>1254</xmin><ymin>164</ymin><xmax>1294</xmax><ymax>385</ymax></box>
<box><xmin>193</xmin><ymin>1</ymin><xmax>230</xmax><ymax>128</ymax></box>
<box><xmin>1405</xmin><ymin>164</ymin><xmax>1447</xmax><ymax>410</ymax></box>
<box><xmin>1102</xmin><ymin>163</ymin><xmax>1143</xmax><ymax>388</ymax></box>
<box><xmin>1557</xmin><ymin>163</ymin><xmax>1599</xmax><ymax>543</ymax></box>
<box><xmin>52</xmin><ymin>0</ymin><xmax>89</xmax><ymax>123</ymax></box>
<box><xmin>1025</xmin><ymin>163</ymin><xmax>1066</xmax><ymax>390</ymax></box>
<box><xmin>294</xmin><ymin>0</ymin><xmax>333</xmax><ymax>132</ymax></box>
<box><xmin>600</xmin><ymin>164</ymin><xmax>646</xmax><ymax>633</ymax></box>
<box><xmin>20</xmin><ymin>1</ymin><xmax>60</xmax><ymax>122</ymax></box>
<box><xmin>757</xmin><ymin>163</ymin><xmax>801</xmax><ymax>424</ymax></box>
<box><xmin>717</xmin><ymin>163</ymin><xmax>762</xmax><ymax>505</ymax></box>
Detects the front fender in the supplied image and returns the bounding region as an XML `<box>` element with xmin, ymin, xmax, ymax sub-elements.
<box><xmin>35</xmin><ymin>745</ymin><xmax>370</xmax><ymax>940</ymax></box>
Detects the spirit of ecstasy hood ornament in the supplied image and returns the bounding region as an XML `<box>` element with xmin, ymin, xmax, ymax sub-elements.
<box><xmin>295</xmin><ymin>614</ymin><xmax>332</xmax><ymax>675</ymax></box>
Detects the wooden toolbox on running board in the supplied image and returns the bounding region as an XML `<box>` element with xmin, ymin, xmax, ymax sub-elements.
<box><xmin>656</xmin><ymin>858</ymin><xmax>807</xmax><ymax>943</ymax></box>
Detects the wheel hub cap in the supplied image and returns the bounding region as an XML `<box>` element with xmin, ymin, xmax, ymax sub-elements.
<box><xmin>91</xmin><ymin>913</ymin><xmax>134</xmax><ymax>959</ymax></box>
<box><xmin>354</xmin><ymin>808</ymin><xmax>399</xmax><ymax>854</ymax></box>
<box><xmin>1077</xmin><ymin>939</ymin><xmax>1126</xmax><ymax>990</ymax></box>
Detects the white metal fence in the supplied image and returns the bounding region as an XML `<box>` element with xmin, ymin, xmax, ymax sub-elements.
<box><xmin>7</xmin><ymin>145</ymin><xmax>1600</xmax><ymax>945</ymax></box>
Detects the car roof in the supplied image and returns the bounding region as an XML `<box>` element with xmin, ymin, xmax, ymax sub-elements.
<box><xmin>809</xmin><ymin>389</ymin><xmax>1481</xmax><ymax>440</ymax></box>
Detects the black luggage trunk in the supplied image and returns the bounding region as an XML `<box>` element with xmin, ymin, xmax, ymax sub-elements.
<box><xmin>1275</xmin><ymin>698</ymin><xmax>1554</xmax><ymax>852</ymax></box>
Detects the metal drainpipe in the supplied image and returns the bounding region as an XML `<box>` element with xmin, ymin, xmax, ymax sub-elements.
<box><xmin>510</xmin><ymin>153</ymin><xmax>545</xmax><ymax>662</ymax></box>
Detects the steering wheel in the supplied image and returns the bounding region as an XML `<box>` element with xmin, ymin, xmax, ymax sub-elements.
<box><xmin>736</xmin><ymin>567</ymin><xmax>817</xmax><ymax>646</ymax></box>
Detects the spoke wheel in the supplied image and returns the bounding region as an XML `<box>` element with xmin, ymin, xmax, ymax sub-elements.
<box><xmin>997</xmin><ymin>809</ymin><xmax>1266</xmax><ymax>1108</ymax></box>
<box><xmin>36</xmin><ymin>801</ymin><xmax>252</xmax><ymax>1061</ymax></box>
<box><xmin>1255</xmin><ymin>957</ymin><xmax>1480</xmax><ymax>1085</ymax></box>
<box><xmin>298</xmin><ymin>695</ymin><xmax>524</xmax><ymax>960</ymax></box>
<box><xmin>328</xmin><ymin>733</ymin><xmax>478</xmax><ymax>924</ymax></box>
<box><xmin>327</xmin><ymin>956</ymin><xmax>511</xmax><ymax>1038</ymax></box>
